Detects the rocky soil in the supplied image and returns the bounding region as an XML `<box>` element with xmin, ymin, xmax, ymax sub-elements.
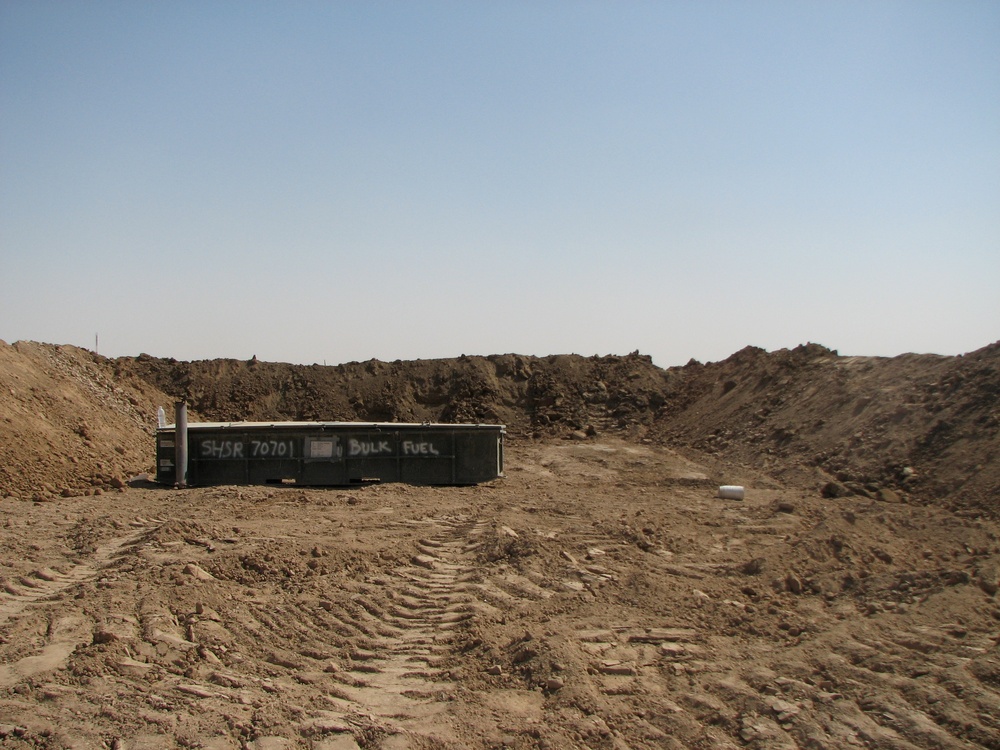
<box><xmin>1</xmin><ymin>338</ymin><xmax>999</xmax><ymax>748</ymax></box>
<box><xmin>0</xmin><ymin>342</ymin><xmax>173</xmax><ymax>502</ymax></box>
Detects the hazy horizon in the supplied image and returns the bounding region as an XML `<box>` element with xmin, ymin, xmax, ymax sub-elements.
<box><xmin>4</xmin><ymin>334</ymin><xmax>996</xmax><ymax>370</ymax></box>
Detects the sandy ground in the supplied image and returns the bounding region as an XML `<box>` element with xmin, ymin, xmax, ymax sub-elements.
<box><xmin>2</xmin><ymin>439</ymin><xmax>999</xmax><ymax>749</ymax></box>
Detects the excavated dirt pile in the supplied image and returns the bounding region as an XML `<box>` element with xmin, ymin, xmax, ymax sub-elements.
<box><xmin>652</xmin><ymin>343</ymin><xmax>1000</xmax><ymax>515</ymax></box>
<box><xmin>112</xmin><ymin>342</ymin><xmax>1000</xmax><ymax>513</ymax></box>
<box><xmin>111</xmin><ymin>350</ymin><xmax>671</xmax><ymax>438</ymax></box>
<box><xmin>1</xmin><ymin>338</ymin><xmax>999</xmax><ymax>749</ymax></box>
<box><xmin>0</xmin><ymin>342</ymin><xmax>171</xmax><ymax>502</ymax></box>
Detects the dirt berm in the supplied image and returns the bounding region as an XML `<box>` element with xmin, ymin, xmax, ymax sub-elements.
<box><xmin>1</xmin><ymin>339</ymin><xmax>999</xmax><ymax>748</ymax></box>
<box><xmin>5</xmin><ymin>339</ymin><xmax>994</xmax><ymax>513</ymax></box>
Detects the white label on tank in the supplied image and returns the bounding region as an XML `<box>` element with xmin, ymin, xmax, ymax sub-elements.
<box><xmin>310</xmin><ymin>440</ymin><xmax>334</xmax><ymax>458</ymax></box>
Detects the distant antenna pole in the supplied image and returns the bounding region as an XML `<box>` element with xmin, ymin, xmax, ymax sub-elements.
<box><xmin>95</xmin><ymin>333</ymin><xmax>99</xmax><ymax>355</ymax></box>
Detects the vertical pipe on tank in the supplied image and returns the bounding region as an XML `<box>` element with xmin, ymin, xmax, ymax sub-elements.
<box><xmin>174</xmin><ymin>401</ymin><xmax>188</xmax><ymax>488</ymax></box>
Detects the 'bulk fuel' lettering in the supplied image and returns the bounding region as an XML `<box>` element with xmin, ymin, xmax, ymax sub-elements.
<box><xmin>198</xmin><ymin>437</ymin><xmax>441</xmax><ymax>460</ymax></box>
<box><xmin>348</xmin><ymin>439</ymin><xmax>392</xmax><ymax>456</ymax></box>
<box><xmin>403</xmin><ymin>441</ymin><xmax>439</xmax><ymax>456</ymax></box>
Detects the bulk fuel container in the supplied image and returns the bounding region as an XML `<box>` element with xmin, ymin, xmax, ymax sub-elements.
<box><xmin>156</xmin><ymin>421</ymin><xmax>504</xmax><ymax>487</ymax></box>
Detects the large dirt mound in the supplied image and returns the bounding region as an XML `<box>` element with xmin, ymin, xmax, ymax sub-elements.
<box><xmin>2</xmin><ymin>340</ymin><xmax>998</xmax><ymax>514</ymax></box>
<box><xmin>653</xmin><ymin>343</ymin><xmax>1000</xmax><ymax>514</ymax></box>
<box><xmin>0</xmin><ymin>341</ymin><xmax>174</xmax><ymax>500</ymax></box>
<box><xmin>113</xmin><ymin>351</ymin><xmax>670</xmax><ymax>436</ymax></box>
<box><xmin>115</xmin><ymin>343</ymin><xmax>1000</xmax><ymax>513</ymax></box>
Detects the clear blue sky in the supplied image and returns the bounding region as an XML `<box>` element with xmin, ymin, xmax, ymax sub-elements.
<box><xmin>2</xmin><ymin>1</ymin><xmax>997</xmax><ymax>367</ymax></box>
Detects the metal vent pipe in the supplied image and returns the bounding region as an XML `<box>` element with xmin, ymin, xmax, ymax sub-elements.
<box><xmin>174</xmin><ymin>401</ymin><xmax>188</xmax><ymax>487</ymax></box>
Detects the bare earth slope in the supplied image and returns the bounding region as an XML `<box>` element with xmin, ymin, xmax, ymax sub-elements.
<box><xmin>1</xmin><ymin>339</ymin><xmax>999</xmax><ymax>748</ymax></box>
<box><xmin>111</xmin><ymin>351</ymin><xmax>671</xmax><ymax>438</ymax></box>
<box><xmin>0</xmin><ymin>341</ymin><xmax>173</xmax><ymax>501</ymax></box>
<box><xmin>653</xmin><ymin>343</ymin><xmax>1000</xmax><ymax>514</ymax></box>
<box><xmin>111</xmin><ymin>342</ymin><xmax>1000</xmax><ymax>513</ymax></box>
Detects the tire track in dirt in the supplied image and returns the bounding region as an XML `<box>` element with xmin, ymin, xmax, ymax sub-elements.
<box><xmin>300</xmin><ymin>515</ymin><xmax>490</xmax><ymax>746</ymax></box>
<box><xmin>0</xmin><ymin>517</ymin><xmax>164</xmax><ymax>626</ymax></box>
<box><xmin>804</xmin><ymin>629</ymin><xmax>1000</xmax><ymax>749</ymax></box>
<box><xmin>549</xmin><ymin>508</ymin><xmax>1000</xmax><ymax>750</ymax></box>
<box><xmin>0</xmin><ymin>518</ymin><xmax>163</xmax><ymax>690</ymax></box>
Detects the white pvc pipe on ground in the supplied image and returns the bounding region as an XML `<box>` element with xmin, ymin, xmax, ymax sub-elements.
<box><xmin>718</xmin><ymin>485</ymin><xmax>745</xmax><ymax>500</ymax></box>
